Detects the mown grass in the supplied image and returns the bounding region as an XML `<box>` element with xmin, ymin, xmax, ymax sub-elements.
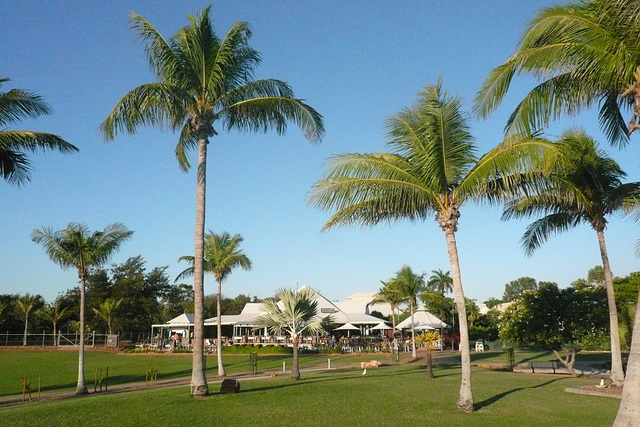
<box><xmin>0</xmin><ymin>363</ymin><xmax>619</xmax><ymax>426</ymax></box>
<box><xmin>0</xmin><ymin>347</ymin><xmax>615</xmax><ymax>397</ymax></box>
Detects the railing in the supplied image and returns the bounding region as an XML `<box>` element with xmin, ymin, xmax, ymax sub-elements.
<box><xmin>0</xmin><ymin>331</ymin><xmax>118</xmax><ymax>348</ymax></box>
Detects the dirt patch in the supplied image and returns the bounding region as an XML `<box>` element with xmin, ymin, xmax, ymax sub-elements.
<box><xmin>565</xmin><ymin>385</ymin><xmax>622</xmax><ymax>399</ymax></box>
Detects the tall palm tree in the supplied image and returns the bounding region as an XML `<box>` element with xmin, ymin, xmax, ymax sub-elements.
<box><xmin>428</xmin><ymin>269</ymin><xmax>453</xmax><ymax>295</ymax></box>
<box><xmin>503</xmin><ymin>128</ymin><xmax>640</xmax><ymax>387</ymax></box>
<box><xmin>309</xmin><ymin>81</ymin><xmax>557</xmax><ymax>412</ymax></box>
<box><xmin>0</xmin><ymin>78</ymin><xmax>78</xmax><ymax>185</ymax></box>
<box><xmin>616</xmin><ymin>290</ymin><xmax>640</xmax><ymax>426</ymax></box>
<box><xmin>37</xmin><ymin>299</ymin><xmax>70</xmax><ymax>346</ymax></box>
<box><xmin>92</xmin><ymin>298</ymin><xmax>123</xmax><ymax>335</ymax></box>
<box><xmin>256</xmin><ymin>287</ymin><xmax>328</xmax><ymax>380</ymax></box>
<box><xmin>370</xmin><ymin>280</ymin><xmax>405</xmax><ymax>331</ymax></box>
<box><xmin>391</xmin><ymin>265</ymin><xmax>425</xmax><ymax>359</ymax></box>
<box><xmin>176</xmin><ymin>231</ymin><xmax>252</xmax><ymax>376</ymax></box>
<box><xmin>31</xmin><ymin>223</ymin><xmax>132</xmax><ymax>395</ymax></box>
<box><xmin>474</xmin><ymin>0</ymin><xmax>640</xmax><ymax>147</ymax></box>
<box><xmin>101</xmin><ymin>6</ymin><xmax>323</xmax><ymax>397</ymax></box>
<box><xmin>15</xmin><ymin>293</ymin><xmax>41</xmax><ymax>346</ymax></box>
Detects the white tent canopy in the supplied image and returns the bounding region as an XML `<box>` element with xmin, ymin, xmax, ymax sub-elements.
<box><xmin>395</xmin><ymin>310</ymin><xmax>447</xmax><ymax>330</ymax></box>
<box><xmin>371</xmin><ymin>322</ymin><xmax>393</xmax><ymax>330</ymax></box>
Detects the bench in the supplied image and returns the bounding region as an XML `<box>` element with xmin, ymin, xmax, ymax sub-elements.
<box><xmin>529</xmin><ymin>361</ymin><xmax>560</xmax><ymax>374</ymax></box>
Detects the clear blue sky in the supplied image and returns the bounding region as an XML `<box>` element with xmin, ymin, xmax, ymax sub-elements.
<box><xmin>2</xmin><ymin>1</ymin><xmax>640</xmax><ymax>304</ymax></box>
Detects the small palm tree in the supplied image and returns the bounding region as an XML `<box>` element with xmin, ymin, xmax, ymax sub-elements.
<box><xmin>37</xmin><ymin>300</ymin><xmax>70</xmax><ymax>345</ymax></box>
<box><xmin>0</xmin><ymin>78</ymin><xmax>78</xmax><ymax>185</ymax></box>
<box><xmin>92</xmin><ymin>298</ymin><xmax>123</xmax><ymax>335</ymax></box>
<box><xmin>427</xmin><ymin>269</ymin><xmax>453</xmax><ymax>295</ymax></box>
<box><xmin>503</xmin><ymin>129</ymin><xmax>640</xmax><ymax>387</ymax></box>
<box><xmin>101</xmin><ymin>7</ymin><xmax>323</xmax><ymax>396</ymax></box>
<box><xmin>309</xmin><ymin>81</ymin><xmax>557</xmax><ymax>412</ymax></box>
<box><xmin>370</xmin><ymin>280</ymin><xmax>404</xmax><ymax>331</ymax></box>
<box><xmin>417</xmin><ymin>331</ymin><xmax>441</xmax><ymax>378</ymax></box>
<box><xmin>15</xmin><ymin>293</ymin><xmax>41</xmax><ymax>346</ymax></box>
<box><xmin>31</xmin><ymin>222</ymin><xmax>133</xmax><ymax>395</ymax></box>
<box><xmin>176</xmin><ymin>231</ymin><xmax>251</xmax><ymax>376</ymax></box>
<box><xmin>392</xmin><ymin>265</ymin><xmax>426</xmax><ymax>359</ymax></box>
<box><xmin>256</xmin><ymin>287</ymin><xmax>328</xmax><ymax>380</ymax></box>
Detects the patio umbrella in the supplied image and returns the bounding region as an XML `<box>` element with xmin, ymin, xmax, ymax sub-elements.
<box><xmin>371</xmin><ymin>322</ymin><xmax>392</xmax><ymax>330</ymax></box>
<box><xmin>334</xmin><ymin>322</ymin><xmax>360</xmax><ymax>337</ymax></box>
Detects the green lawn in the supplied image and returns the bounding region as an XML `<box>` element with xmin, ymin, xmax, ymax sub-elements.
<box><xmin>0</xmin><ymin>347</ymin><xmax>616</xmax><ymax>397</ymax></box>
<box><xmin>0</xmin><ymin>363</ymin><xmax>619</xmax><ymax>426</ymax></box>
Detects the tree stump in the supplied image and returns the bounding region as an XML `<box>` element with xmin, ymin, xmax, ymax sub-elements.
<box><xmin>220</xmin><ymin>379</ymin><xmax>240</xmax><ymax>393</ymax></box>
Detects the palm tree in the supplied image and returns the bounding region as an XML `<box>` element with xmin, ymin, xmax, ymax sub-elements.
<box><xmin>474</xmin><ymin>0</ymin><xmax>640</xmax><ymax>147</ymax></box>
<box><xmin>0</xmin><ymin>77</ymin><xmax>78</xmax><ymax>185</ymax></box>
<box><xmin>256</xmin><ymin>287</ymin><xmax>328</xmax><ymax>380</ymax></box>
<box><xmin>101</xmin><ymin>6</ymin><xmax>323</xmax><ymax>397</ymax></box>
<box><xmin>31</xmin><ymin>222</ymin><xmax>132</xmax><ymax>395</ymax></box>
<box><xmin>15</xmin><ymin>293</ymin><xmax>41</xmax><ymax>346</ymax></box>
<box><xmin>370</xmin><ymin>280</ymin><xmax>404</xmax><ymax>331</ymax></box>
<box><xmin>427</xmin><ymin>269</ymin><xmax>453</xmax><ymax>295</ymax></box>
<box><xmin>176</xmin><ymin>231</ymin><xmax>252</xmax><ymax>376</ymax></box>
<box><xmin>92</xmin><ymin>298</ymin><xmax>123</xmax><ymax>335</ymax></box>
<box><xmin>391</xmin><ymin>265</ymin><xmax>425</xmax><ymax>359</ymax></box>
<box><xmin>615</xmin><ymin>291</ymin><xmax>640</xmax><ymax>426</ymax></box>
<box><xmin>309</xmin><ymin>81</ymin><xmax>557</xmax><ymax>412</ymax></box>
<box><xmin>502</xmin><ymin>128</ymin><xmax>640</xmax><ymax>387</ymax></box>
<box><xmin>37</xmin><ymin>299</ymin><xmax>70</xmax><ymax>346</ymax></box>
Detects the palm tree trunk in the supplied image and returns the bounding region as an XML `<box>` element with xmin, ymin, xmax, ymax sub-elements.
<box><xmin>191</xmin><ymin>136</ymin><xmax>209</xmax><ymax>396</ymax></box>
<box><xmin>217</xmin><ymin>279</ymin><xmax>226</xmax><ymax>377</ymax></box>
<box><xmin>596</xmin><ymin>229</ymin><xmax>625</xmax><ymax>386</ymax></box>
<box><xmin>76</xmin><ymin>276</ymin><xmax>88</xmax><ymax>395</ymax></box>
<box><xmin>613</xmin><ymin>285</ymin><xmax>640</xmax><ymax>426</ymax></box>
<box><xmin>22</xmin><ymin>316</ymin><xmax>28</xmax><ymax>346</ymax></box>
<box><xmin>444</xmin><ymin>228</ymin><xmax>474</xmax><ymax>412</ymax></box>
<box><xmin>291</xmin><ymin>336</ymin><xmax>300</xmax><ymax>380</ymax></box>
<box><xmin>410</xmin><ymin>300</ymin><xmax>417</xmax><ymax>359</ymax></box>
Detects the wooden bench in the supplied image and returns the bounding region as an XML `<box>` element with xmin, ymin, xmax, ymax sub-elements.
<box><xmin>529</xmin><ymin>361</ymin><xmax>560</xmax><ymax>374</ymax></box>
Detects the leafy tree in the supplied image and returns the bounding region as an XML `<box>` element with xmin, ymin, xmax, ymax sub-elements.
<box><xmin>256</xmin><ymin>287</ymin><xmax>328</xmax><ymax>380</ymax></box>
<box><xmin>15</xmin><ymin>293</ymin><xmax>44</xmax><ymax>346</ymax></box>
<box><xmin>309</xmin><ymin>80</ymin><xmax>557</xmax><ymax>412</ymax></box>
<box><xmin>427</xmin><ymin>269</ymin><xmax>453</xmax><ymax>295</ymax></box>
<box><xmin>161</xmin><ymin>284</ymin><xmax>194</xmax><ymax>320</ymax></box>
<box><xmin>177</xmin><ymin>231</ymin><xmax>252</xmax><ymax>376</ymax></box>
<box><xmin>502</xmin><ymin>129</ymin><xmax>640</xmax><ymax>386</ymax></box>
<box><xmin>391</xmin><ymin>265</ymin><xmax>426</xmax><ymax>359</ymax></box>
<box><xmin>101</xmin><ymin>6</ymin><xmax>323</xmax><ymax>397</ymax></box>
<box><xmin>371</xmin><ymin>280</ymin><xmax>405</xmax><ymax>332</ymax></box>
<box><xmin>0</xmin><ymin>77</ymin><xmax>78</xmax><ymax>185</ymax></box>
<box><xmin>474</xmin><ymin>0</ymin><xmax>640</xmax><ymax>148</ymax></box>
<box><xmin>502</xmin><ymin>277</ymin><xmax>538</xmax><ymax>302</ymax></box>
<box><xmin>92</xmin><ymin>298</ymin><xmax>123</xmax><ymax>335</ymax></box>
<box><xmin>484</xmin><ymin>297</ymin><xmax>503</xmax><ymax>308</ymax></box>
<box><xmin>571</xmin><ymin>278</ymin><xmax>591</xmax><ymax>290</ymax></box>
<box><xmin>420</xmin><ymin>292</ymin><xmax>454</xmax><ymax>323</ymax></box>
<box><xmin>500</xmin><ymin>284</ymin><xmax>609</xmax><ymax>375</ymax></box>
<box><xmin>31</xmin><ymin>222</ymin><xmax>132</xmax><ymax>395</ymax></box>
<box><xmin>37</xmin><ymin>299</ymin><xmax>70</xmax><ymax>345</ymax></box>
<box><xmin>588</xmin><ymin>265</ymin><xmax>606</xmax><ymax>287</ymax></box>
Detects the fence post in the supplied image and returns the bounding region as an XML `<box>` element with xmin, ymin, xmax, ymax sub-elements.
<box><xmin>92</xmin><ymin>331</ymin><xmax>95</xmax><ymax>348</ymax></box>
<box><xmin>5</xmin><ymin>330</ymin><xmax>8</xmax><ymax>347</ymax></box>
<box><xmin>42</xmin><ymin>331</ymin><xmax>45</xmax><ymax>347</ymax></box>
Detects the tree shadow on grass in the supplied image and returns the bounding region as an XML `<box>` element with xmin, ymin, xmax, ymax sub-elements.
<box><xmin>210</xmin><ymin>366</ymin><xmax>421</xmax><ymax>396</ymax></box>
<box><xmin>474</xmin><ymin>377</ymin><xmax>567</xmax><ymax>411</ymax></box>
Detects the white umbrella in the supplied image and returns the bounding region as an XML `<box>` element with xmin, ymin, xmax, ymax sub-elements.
<box><xmin>371</xmin><ymin>322</ymin><xmax>393</xmax><ymax>330</ymax></box>
<box><xmin>334</xmin><ymin>322</ymin><xmax>360</xmax><ymax>337</ymax></box>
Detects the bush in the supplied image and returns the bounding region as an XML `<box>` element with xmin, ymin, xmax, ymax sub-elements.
<box><xmin>222</xmin><ymin>344</ymin><xmax>292</xmax><ymax>355</ymax></box>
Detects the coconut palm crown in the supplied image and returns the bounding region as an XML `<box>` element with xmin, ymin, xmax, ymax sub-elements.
<box><xmin>474</xmin><ymin>0</ymin><xmax>640</xmax><ymax>147</ymax></box>
<box><xmin>0</xmin><ymin>77</ymin><xmax>78</xmax><ymax>185</ymax></box>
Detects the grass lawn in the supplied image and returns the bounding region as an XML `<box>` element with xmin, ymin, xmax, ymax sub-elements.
<box><xmin>0</xmin><ymin>363</ymin><xmax>619</xmax><ymax>426</ymax></box>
